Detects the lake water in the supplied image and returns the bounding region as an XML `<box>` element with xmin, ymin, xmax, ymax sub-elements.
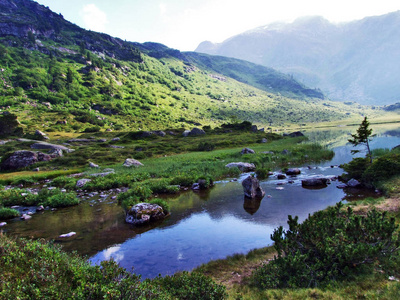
<box><xmin>3</xmin><ymin>124</ymin><xmax>400</xmax><ymax>279</ymax></box>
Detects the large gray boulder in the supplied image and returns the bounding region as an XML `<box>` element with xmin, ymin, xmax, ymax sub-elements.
<box><xmin>347</xmin><ymin>178</ymin><xmax>362</xmax><ymax>188</ymax></box>
<box><xmin>242</xmin><ymin>176</ymin><xmax>265</xmax><ymax>198</ymax></box>
<box><xmin>1</xmin><ymin>150</ymin><xmax>51</xmax><ymax>171</ymax></box>
<box><xmin>76</xmin><ymin>179</ymin><xmax>92</xmax><ymax>188</ymax></box>
<box><xmin>125</xmin><ymin>203</ymin><xmax>166</xmax><ymax>225</ymax></box>
<box><xmin>225</xmin><ymin>162</ymin><xmax>256</xmax><ymax>172</ymax></box>
<box><xmin>123</xmin><ymin>158</ymin><xmax>144</xmax><ymax>167</ymax></box>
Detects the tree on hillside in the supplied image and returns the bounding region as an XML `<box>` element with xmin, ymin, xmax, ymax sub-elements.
<box><xmin>348</xmin><ymin>116</ymin><xmax>373</xmax><ymax>163</ymax></box>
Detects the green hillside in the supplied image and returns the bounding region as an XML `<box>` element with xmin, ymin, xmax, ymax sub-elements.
<box><xmin>0</xmin><ymin>0</ymin><xmax>384</xmax><ymax>135</ymax></box>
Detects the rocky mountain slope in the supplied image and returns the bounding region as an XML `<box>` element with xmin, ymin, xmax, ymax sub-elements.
<box><xmin>196</xmin><ymin>12</ymin><xmax>400</xmax><ymax>105</ymax></box>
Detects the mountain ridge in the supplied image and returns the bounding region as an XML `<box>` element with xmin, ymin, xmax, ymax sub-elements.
<box><xmin>195</xmin><ymin>11</ymin><xmax>400</xmax><ymax>105</ymax></box>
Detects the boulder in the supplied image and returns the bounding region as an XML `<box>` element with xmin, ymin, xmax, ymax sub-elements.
<box><xmin>0</xmin><ymin>150</ymin><xmax>51</xmax><ymax>171</ymax></box>
<box><xmin>76</xmin><ymin>179</ymin><xmax>92</xmax><ymax>188</ymax></box>
<box><xmin>250</xmin><ymin>125</ymin><xmax>258</xmax><ymax>132</ymax></box>
<box><xmin>153</xmin><ymin>130</ymin><xmax>166</xmax><ymax>137</ymax></box>
<box><xmin>288</xmin><ymin>131</ymin><xmax>305</xmax><ymax>137</ymax></box>
<box><xmin>111</xmin><ymin>137</ymin><xmax>120</xmax><ymax>141</ymax></box>
<box><xmin>189</xmin><ymin>128</ymin><xmax>206</xmax><ymax>136</ymax></box>
<box><xmin>182</xmin><ymin>130</ymin><xmax>191</xmax><ymax>137</ymax></box>
<box><xmin>225</xmin><ymin>162</ymin><xmax>256</xmax><ymax>172</ymax></box>
<box><xmin>347</xmin><ymin>178</ymin><xmax>362</xmax><ymax>188</ymax></box>
<box><xmin>302</xmin><ymin>177</ymin><xmax>330</xmax><ymax>187</ymax></box>
<box><xmin>34</xmin><ymin>130</ymin><xmax>49</xmax><ymax>140</ymax></box>
<box><xmin>125</xmin><ymin>203</ymin><xmax>166</xmax><ymax>225</ymax></box>
<box><xmin>20</xmin><ymin>214</ymin><xmax>32</xmax><ymax>220</ymax></box>
<box><xmin>89</xmin><ymin>162</ymin><xmax>99</xmax><ymax>168</ymax></box>
<box><xmin>241</xmin><ymin>148</ymin><xmax>255</xmax><ymax>155</ymax></box>
<box><xmin>30</xmin><ymin>142</ymin><xmax>72</xmax><ymax>152</ymax></box>
<box><xmin>0</xmin><ymin>222</ymin><xmax>7</xmax><ymax>227</ymax></box>
<box><xmin>285</xmin><ymin>168</ymin><xmax>301</xmax><ymax>176</ymax></box>
<box><xmin>48</xmin><ymin>148</ymin><xmax>63</xmax><ymax>158</ymax></box>
<box><xmin>123</xmin><ymin>158</ymin><xmax>144</xmax><ymax>167</ymax></box>
<box><xmin>242</xmin><ymin>176</ymin><xmax>265</xmax><ymax>198</ymax></box>
<box><xmin>277</xmin><ymin>174</ymin><xmax>287</xmax><ymax>180</ymax></box>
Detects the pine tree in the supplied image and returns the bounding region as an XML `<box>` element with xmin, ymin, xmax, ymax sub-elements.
<box><xmin>348</xmin><ymin>116</ymin><xmax>373</xmax><ymax>163</ymax></box>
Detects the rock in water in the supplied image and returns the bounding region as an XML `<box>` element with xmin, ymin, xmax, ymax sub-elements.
<box><xmin>285</xmin><ymin>168</ymin><xmax>301</xmax><ymax>176</ymax></box>
<box><xmin>302</xmin><ymin>177</ymin><xmax>329</xmax><ymax>187</ymax></box>
<box><xmin>59</xmin><ymin>232</ymin><xmax>76</xmax><ymax>238</ymax></box>
<box><xmin>242</xmin><ymin>176</ymin><xmax>265</xmax><ymax>198</ymax></box>
<box><xmin>125</xmin><ymin>203</ymin><xmax>166</xmax><ymax>225</ymax></box>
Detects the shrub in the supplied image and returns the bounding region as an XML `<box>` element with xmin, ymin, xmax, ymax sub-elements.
<box><xmin>45</xmin><ymin>191</ymin><xmax>79</xmax><ymax>208</ymax></box>
<box><xmin>155</xmin><ymin>271</ymin><xmax>227</xmax><ymax>300</ymax></box>
<box><xmin>255</xmin><ymin>168</ymin><xmax>271</xmax><ymax>179</ymax></box>
<box><xmin>197</xmin><ymin>142</ymin><xmax>215</xmax><ymax>151</ymax></box>
<box><xmin>362</xmin><ymin>153</ymin><xmax>400</xmax><ymax>187</ymax></box>
<box><xmin>251</xmin><ymin>203</ymin><xmax>400</xmax><ymax>289</ymax></box>
<box><xmin>0</xmin><ymin>207</ymin><xmax>19</xmax><ymax>219</ymax></box>
<box><xmin>341</xmin><ymin>157</ymin><xmax>369</xmax><ymax>180</ymax></box>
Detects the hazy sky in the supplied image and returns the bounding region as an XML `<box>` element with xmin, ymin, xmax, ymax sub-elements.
<box><xmin>35</xmin><ymin>0</ymin><xmax>400</xmax><ymax>51</ymax></box>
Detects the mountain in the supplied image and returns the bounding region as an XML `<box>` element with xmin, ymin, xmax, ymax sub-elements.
<box><xmin>195</xmin><ymin>12</ymin><xmax>400</xmax><ymax>105</ymax></box>
<box><xmin>0</xmin><ymin>0</ymin><xmax>381</xmax><ymax>134</ymax></box>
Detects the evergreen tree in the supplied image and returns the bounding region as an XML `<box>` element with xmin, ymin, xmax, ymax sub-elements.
<box><xmin>348</xmin><ymin>116</ymin><xmax>373</xmax><ymax>163</ymax></box>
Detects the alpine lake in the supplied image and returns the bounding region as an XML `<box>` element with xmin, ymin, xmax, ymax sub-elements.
<box><xmin>3</xmin><ymin>123</ymin><xmax>400</xmax><ymax>279</ymax></box>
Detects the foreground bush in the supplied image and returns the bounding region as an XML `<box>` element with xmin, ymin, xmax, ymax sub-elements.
<box><xmin>251</xmin><ymin>203</ymin><xmax>400</xmax><ymax>289</ymax></box>
<box><xmin>0</xmin><ymin>234</ymin><xmax>226</xmax><ymax>299</ymax></box>
<box><xmin>0</xmin><ymin>207</ymin><xmax>19</xmax><ymax>220</ymax></box>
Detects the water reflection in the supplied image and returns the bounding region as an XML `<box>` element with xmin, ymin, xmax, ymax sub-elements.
<box><xmin>243</xmin><ymin>196</ymin><xmax>263</xmax><ymax>215</ymax></box>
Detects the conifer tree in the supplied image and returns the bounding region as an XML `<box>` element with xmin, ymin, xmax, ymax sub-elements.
<box><xmin>348</xmin><ymin>116</ymin><xmax>373</xmax><ymax>163</ymax></box>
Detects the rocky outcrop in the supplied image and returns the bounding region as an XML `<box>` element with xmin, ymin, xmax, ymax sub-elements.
<box><xmin>242</xmin><ymin>176</ymin><xmax>265</xmax><ymax>198</ymax></box>
<box><xmin>0</xmin><ymin>150</ymin><xmax>51</xmax><ymax>171</ymax></box>
<box><xmin>34</xmin><ymin>130</ymin><xmax>49</xmax><ymax>140</ymax></box>
<box><xmin>76</xmin><ymin>179</ymin><xmax>92</xmax><ymax>188</ymax></box>
<box><xmin>225</xmin><ymin>162</ymin><xmax>256</xmax><ymax>172</ymax></box>
<box><xmin>0</xmin><ymin>113</ymin><xmax>23</xmax><ymax>137</ymax></box>
<box><xmin>347</xmin><ymin>178</ymin><xmax>362</xmax><ymax>188</ymax></box>
<box><xmin>283</xmin><ymin>131</ymin><xmax>305</xmax><ymax>137</ymax></box>
<box><xmin>241</xmin><ymin>148</ymin><xmax>255</xmax><ymax>155</ymax></box>
<box><xmin>123</xmin><ymin>158</ymin><xmax>144</xmax><ymax>167</ymax></box>
<box><xmin>125</xmin><ymin>203</ymin><xmax>166</xmax><ymax>225</ymax></box>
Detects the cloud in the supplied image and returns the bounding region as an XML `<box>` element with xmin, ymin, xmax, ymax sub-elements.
<box><xmin>81</xmin><ymin>4</ymin><xmax>108</xmax><ymax>32</ymax></box>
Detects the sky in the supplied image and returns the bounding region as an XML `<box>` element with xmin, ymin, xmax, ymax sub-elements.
<box><xmin>34</xmin><ymin>0</ymin><xmax>400</xmax><ymax>51</ymax></box>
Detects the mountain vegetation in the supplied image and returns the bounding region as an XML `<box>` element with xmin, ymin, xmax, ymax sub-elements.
<box><xmin>0</xmin><ymin>0</ymin><xmax>383</xmax><ymax>135</ymax></box>
<box><xmin>196</xmin><ymin>12</ymin><xmax>400</xmax><ymax>105</ymax></box>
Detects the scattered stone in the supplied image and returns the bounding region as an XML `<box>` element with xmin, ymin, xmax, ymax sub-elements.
<box><xmin>48</xmin><ymin>148</ymin><xmax>63</xmax><ymax>157</ymax></box>
<box><xmin>123</xmin><ymin>158</ymin><xmax>144</xmax><ymax>167</ymax></box>
<box><xmin>59</xmin><ymin>232</ymin><xmax>76</xmax><ymax>238</ymax></box>
<box><xmin>281</xmin><ymin>149</ymin><xmax>290</xmax><ymax>155</ymax></box>
<box><xmin>182</xmin><ymin>130</ymin><xmax>191</xmax><ymax>137</ymax></box>
<box><xmin>0</xmin><ymin>222</ymin><xmax>7</xmax><ymax>227</ymax></box>
<box><xmin>277</xmin><ymin>174</ymin><xmax>287</xmax><ymax>180</ymax></box>
<box><xmin>241</xmin><ymin>148</ymin><xmax>255</xmax><ymax>155</ymax></box>
<box><xmin>33</xmin><ymin>167</ymin><xmax>40</xmax><ymax>172</ymax></box>
<box><xmin>125</xmin><ymin>203</ymin><xmax>166</xmax><ymax>225</ymax></box>
<box><xmin>34</xmin><ymin>130</ymin><xmax>49</xmax><ymax>140</ymax></box>
<box><xmin>337</xmin><ymin>184</ymin><xmax>347</xmax><ymax>189</ymax></box>
<box><xmin>225</xmin><ymin>162</ymin><xmax>256</xmax><ymax>172</ymax></box>
<box><xmin>285</xmin><ymin>168</ymin><xmax>301</xmax><ymax>176</ymax></box>
<box><xmin>288</xmin><ymin>180</ymin><xmax>295</xmax><ymax>184</ymax></box>
<box><xmin>36</xmin><ymin>205</ymin><xmax>44</xmax><ymax>212</ymax></box>
<box><xmin>261</xmin><ymin>138</ymin><xmax>268</xmax><ymax>143</ymax></box>
<box><xmin>261</xmin><ymin>151</ymin><xmax>274</xmax><ymax>155</ymax></box>
<box><xmin>347</xmin><ymin>178</ymin><xmax>362</xmax><ymax>188</ymax></box>
<box><xmin>276</xmin><ymin>187</ymin><xmax>284</xmax><ymax>190</ymax></box>
<box><xmin>242</xmin><ymin>176</ymin><xmax>265</xmax><ymax>198</ymax></box>
<box><xmin>20</xmin><ymin>214</ymin><xmax>32</xmax><ymax>220</ymax></box>
<box><xmin>189</xmin><ymin>128</ymin><xmax>206</xmax><ymax>136</ymax></box>
<box><xmin>109</xmin><ymin>145</ymin><xmax>125</xmax><ymax>149</ymax></box>
<box><xmin>153</xmin><ymin>130</ymin><xmax>166</xmax><ymax>137</ymax></box>
<box><xmin>89</xmin><ymin>162</ymin><xmax>99</xmax><ymax>168</ymax></box>
<box><xmin>89</xmin><ymin>171</ymin><xmax>115</xmax><ymax>177</ymax></box>
<box><xmin>30</xmin><ymin>142</ymin><xmax>72</xmax><ymax>152</ymax></box>
<box><xmin>302</xmin><ymin>177</ymin><xmax>330</xmax><ymax>187</ymax></box>
<box><xmin>111</xmin><ymin>137</ymin><xmax>120</xmax><ymax>141</ymax></box>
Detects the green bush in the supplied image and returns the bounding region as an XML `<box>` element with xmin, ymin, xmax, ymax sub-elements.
<box><xmin>362</xmin><ymin>153</ymin><xmax>400</xmax><ymax>187</ymax></box>
<box><xmin>45</xmin><ymin>191</ymin><xmax>79</xmax><ymax>208</ymax></box>
<box><xmin>255</xmin><ymin>168</ymin><xmax>271</xmax><ymax>179</ymax></box>
<box><xmin>197</xmin><ymin>142</ymin><xmax>215</xmax><ymax>151</ymax></box>
<box><xmin>0</xmin><ymin>207</ymin><xmax>19</xmax><ymax>219</ymax></box>
<box><xmin>251</xmin><ymin>203</ymin><xmax>400</xmax><ymax>289</ymax></box>
<box><xmin>341</xmin><ymin>157</ymin><xmax>369</xmax><ymax>180</ymax></box>
<box><xmin>155</xmin><ymin>271</ymin><xmax>227</xmax><ymax>300</ymax></box>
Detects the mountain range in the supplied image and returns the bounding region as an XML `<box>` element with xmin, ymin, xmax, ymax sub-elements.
<box><xmin>196</xmin><ymin>12</ymin><xmax>400</xmax><ymax>105</ymax></box>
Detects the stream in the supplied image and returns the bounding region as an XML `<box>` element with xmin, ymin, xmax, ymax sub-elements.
<box><xmin>2</xmin><ymin>124</ymin><xmax>400</xmax><ymax>279</ymax></box>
